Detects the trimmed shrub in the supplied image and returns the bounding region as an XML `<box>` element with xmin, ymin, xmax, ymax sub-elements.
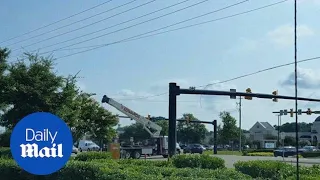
<box><xmin>286</xmin><ymin>175</ymin><xmax>320</xmax><ymax>180</ymax></box>
<box><xmin>74</xmin><ymin>152</ymin><xmax>112</xmax><ymax>161</ymax></box>
<box><xmin>301</xmin><ymin>151</ymin><xmax>320</xmax><ymax>158</ymax></box>
<box><xmin>117</xmin><ymin>159</ymin><xmax>173</xmax><ymax>167</ymax></box>
<box><xmin>234</xmin><ymin>160</ymin><xmax>295</xmax><ymax>179</ymax></box>
<box><xmin>0</xmin><ymin>147</ymin><xmax>12</xmax><ymax>159</ymax></box>
<box><xmin>246</xmin><ymin>152</ymin><xmax>274</xmax><ymax>156</ymax></box>
<box><xmin>171</xmin><ymin>154</ymin><xmax>225</xmax><ymax>169</ymax></box>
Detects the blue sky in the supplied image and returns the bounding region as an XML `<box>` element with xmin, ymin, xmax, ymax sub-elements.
<box><xmin>1</xmin><ymin>0</ymin><xmax>320</xmax><ymax>130</ymax></box>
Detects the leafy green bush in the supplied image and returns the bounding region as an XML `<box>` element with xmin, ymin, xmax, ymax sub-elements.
<box><xmin>0</xmin><ymin>147</ymin><xmax>12</xmax><ymax>159</ymax></box>
<box><xmin>301</xmin><ymin>151</ymin><xmax>320</xmax><ymax>158</ymax></box>
<box><xmin>74</xmin><ymin>152</ymin><xmax>112</xmax><ymax>161</ymax></box>
<box><xmin>234</xmin><ymin>160</ymin><xmax>294</xmax><ymax>179</ymax></box>
<box><xmin>0</xmin><ymin>158</ymin><xmax>249</xmax><ymax>180</ymax></box>
<box><xmin>242</xmin><ymin>149</ymin><xmax>274</xmax><ymax>155</ymax></box>
<box><xmin>246</xmin><ymin>152</ymin><xmax>274</xmax><ymax>156</ymax></box>
<box><xmin>117</xmin><ymin>159</ymin><xmax>173</xmax><ymax>167</ymax></box>
<box><xmin>286</xmin><ymin>175</ymin><xmax>320</xmax><ymax>180</ymax></box>
<box><xmin>171</xmin><ymin>154</ymin><xmax>225</xmax><ymax>169</ymax></box>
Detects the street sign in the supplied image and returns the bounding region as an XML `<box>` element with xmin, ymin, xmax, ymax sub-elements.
<box><xmin>280</xmin><ymin>110</ymin><xmax>283</xmax><ymax>116</ymax></box>
<box><xmin>284</xmin><ymin>109</ymin><xmax>288</xmax><ymax>115</ymax></box>
<box><xmin>230</xmin><ymin>89</ymin><xmax>236</xmax><ymax>99</ymax></box>
<box><xmin>314</xmin><ymin>111</ymin><xmax>320</xmax><ymax>114</ymax></box>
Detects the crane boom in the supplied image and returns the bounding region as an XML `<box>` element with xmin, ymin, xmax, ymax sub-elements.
<box><xmin>101</xmin><ymin>95</ymin><xmax>162</xmax><ymax>138</ymax></box>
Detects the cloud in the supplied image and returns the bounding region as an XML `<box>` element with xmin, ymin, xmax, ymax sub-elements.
<box><xmin>267</xmin><ymin>24</ymin><xmax>315</xmax><ymax>47</ymax></box>
<box><xmin>200</xmin><ymin>81</ymin><xmax>238</xmax><ymax>112</ymax></box>
<box><xmin>281</xmin><ymin>67</ymin><xmax>320</xmax><ymax>89</ymax></box>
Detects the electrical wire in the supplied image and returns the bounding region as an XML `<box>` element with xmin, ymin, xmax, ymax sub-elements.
<box><xmin>24</xmin><ymin>0</ymin><xmax>195</xmax><ymax>53</ymax></box>
<box><xmin>9</xmin><ymin>0</ymin><xmax>145</xmax><ymax>49</ymax></box>
<box><xmin>114</xmin><ymin>56</ymin><xmax>320</xmax><ymax>101</ymax></box>
<box><xmin>0</xmin><ymin>0</ymin><xmax>113</xmax><ymax>44</ymax></box>
<box><xmin>37</xmin><ymin>0</ymin><xmax>286</xmax><ymax>59</ymax></box>
<box><xmin>35</xmin><ymin>0</ymin><xmax>212</xmax><ymax>57</ymax></box>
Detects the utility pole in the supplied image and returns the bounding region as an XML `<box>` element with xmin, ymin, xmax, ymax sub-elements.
<box><xmin>277</xmin><ymin>115</ymin><xmax>280</xmax><ymax>147</ymax></box>
<box><xmin>237</xmin><ymin>97</ymin><xmax>242</xmax><ymax>151</ymax></box>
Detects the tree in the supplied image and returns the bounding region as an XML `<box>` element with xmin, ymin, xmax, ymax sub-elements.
<box><xmin>299</xmin><ymin>140</ymin><xmax>311</xmax><ymax>147</ymax></box>
<box><xmin>0</xmin><ymin>52</ymin><xmax>119</xmax><ymax>145</ymax></box>
<box><xmin>284</xmin><ymin>136</ymin><xmax>296</xmax><ymax>146</ymax></box>
<box><xmin>0</xmin><ymin>48</ymin><xmax>10</xmax><ymax>111</ymax></box>
<box><xmin>177</xmin><ymin>113</ymin><xmax>208</xmax><ymax>144</ymax></box>
<box><xmin>274</xmin><ymin>122</ymin><xmax>312</xmax><ymax>132</ymax></box>
<box><xmin>219</xmin><ymin>111</ymin><xmax>238</xmax><ymax>145</ymax></box>
<box><xmin>119</xmin><ymin>123</ymin><xmax>151</xmax><ymax>142</ymax></box>
<box><xmin>154</xmin><ymin>120</ymin><xmax>169</xmax><ymax>136</ymax></box>
<box><xmin>1</xmin><ymin>54</ymin><xmax>66</xmax><ymax>129</ymax></box>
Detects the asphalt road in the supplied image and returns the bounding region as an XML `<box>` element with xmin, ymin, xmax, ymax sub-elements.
<box><xmin>144</xmin><ymin>155</ymin><xmax>320</xmax><ymax>168</ymax></box>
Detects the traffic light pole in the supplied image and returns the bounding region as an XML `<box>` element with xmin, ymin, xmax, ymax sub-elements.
<box><xmin>168</xmin><ymin>82</ymin><xmax>320</xmax><ymax>158</ymax></box>
<box><xmin>237</xmin><ymin>97</ymin><xmax>242</xmax><ymax>152</ymax></box>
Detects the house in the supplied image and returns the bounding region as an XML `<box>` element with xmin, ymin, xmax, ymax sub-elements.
<box><xmin>248</xmin><ymin>122</ymin><xmax>277</xmax><ymax>148</ymax></box>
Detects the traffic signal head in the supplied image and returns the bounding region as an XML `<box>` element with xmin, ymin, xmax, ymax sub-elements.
<box><xmin>245</xmin><ymin>88</ymin><xmax>252</xmax><ymax>100</ymax></box>
<box><xmin>307</xmin><ymin>108</ymin><xmax>312</xmax><ymax>115</ymax></box>
<box><xmin>290</xmin><ymin>109</ymin><xmax>294</xmax><ymax>117</ymax></box>
<box><xmin>272</xmin><ymin>90</ymin><xmax>278</xmax><ymax>102</ymax></box>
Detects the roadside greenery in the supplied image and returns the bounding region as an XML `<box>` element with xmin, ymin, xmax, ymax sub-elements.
<box><xmin>1</xmin><ymin>150</ymin><xmax>320</xmax><ymax>180</ymax></box>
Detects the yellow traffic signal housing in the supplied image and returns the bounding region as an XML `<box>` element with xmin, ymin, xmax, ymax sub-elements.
<box><xmin>307</xmin><ymin>108</ymin><xmax>312</xmax><ymax>115</ymax></box>
<box><xmin>245</xmin><ymin>88</ymin><xmax>252</xmax><ymax>100</ymax></box>
<box><xmin>272</xmin><ymin>90</ymin><xmax>278</xmax><ymax>102</ymax></box>
<box><xmin>290</xmin><ymin>109</ymin><xmax>294</xmax><ymax>117</ymax></box>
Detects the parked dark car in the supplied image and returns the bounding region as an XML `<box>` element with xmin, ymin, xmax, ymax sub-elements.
<box><xmin>300</xmin><ymin>146</ymin><xmax>318</xmax><ymax>152</ymax></box>
<box><xmin>274</xmin><ymin>146</ymin><xmax>299</xmax><ymax>157</ymax></box>
<box><xmin>183</xmin><ymin>144</ymin><xmax>204</xmax><ymax>154</ymax></box>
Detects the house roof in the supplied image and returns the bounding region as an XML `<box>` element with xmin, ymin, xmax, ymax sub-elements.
<box><xmin>259</xmin><ymin>122</ymin><xmax>274</xmax><ymax>130</ymax></box>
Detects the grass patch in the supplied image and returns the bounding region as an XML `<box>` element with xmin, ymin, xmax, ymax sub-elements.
<box><xmin>204</xmin><ymin>150</ymin><xmax>242</xmax><ymax>156</ymax></box>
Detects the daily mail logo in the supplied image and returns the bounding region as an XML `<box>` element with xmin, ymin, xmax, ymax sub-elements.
<box><xmin>20</xmin><ymin>128</ymin><xmax>62</xmax><ymax>158</ymax></box>
<box><xmin>10</xmin><ymin>112</ymin><xmax>73</xmax><ymax>175</ymax></box>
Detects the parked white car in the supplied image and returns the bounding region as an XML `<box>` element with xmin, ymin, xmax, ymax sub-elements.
<box><xmin>78</xmin><ymin>140</ymin><xmax>100</xmax><ymax>152</ymax></box>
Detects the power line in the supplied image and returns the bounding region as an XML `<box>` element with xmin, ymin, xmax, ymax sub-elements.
<box><xmin>0</xmin><ymin>0</ymin><xmax>113</xmax><ymax>44</ymax></box>
<box><xmin>25</xmin><ymin>0</ymin><xmax>194</xmax><ymax>53</ymax></box>
<box><xmin>9</xmin><ymin>0</ymin><xmax>142</xmax><ymax>49</ymax></box>
<box><xmin>36</xmin><ymin>0</ymin><xmax>212</xmax><ymax>57</ymax></box>
<box><xmin>43</xmin><ymin>0</ymin><xmax>286</xmax><ymax>59</ymax></box>
<box><xmin>114</xmin><ymin>56</ymin><xmax>320</xmax><ymax>101</ymax></box>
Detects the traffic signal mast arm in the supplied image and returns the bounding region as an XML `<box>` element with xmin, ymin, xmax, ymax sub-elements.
<box><xmin>101</xmin><ymin>95</ymin><xmax>162</xmax><ymax>138</ymax></box>
<box><xmin>179</xmin><ymin>88</ymin><xmax>320</xmax><ymax>102</ymax></box>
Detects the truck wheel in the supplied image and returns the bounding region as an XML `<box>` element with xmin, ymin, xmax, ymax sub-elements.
<box><xmin>132</xmin><ymin>151</ymin><xmax>141</xmax><ymax>159</ymax></box>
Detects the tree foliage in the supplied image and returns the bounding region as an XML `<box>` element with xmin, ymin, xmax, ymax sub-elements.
<box><xmin>274</xmin><ymin>122</ymin><xmax>312</xmax><ymax>132</ymax></box>
<box><xmin>177</xmin><ymin>113</ymin><xmax>208</xmax><ymax>144</ymax></box>
<box><xmin>0</xmin><ymin>49</ymin><xmax>119</xmax><ymax>145</ymax></box>
<box><xmin>219</xmin><ymin>111</ymin><xmax>239</xmax><ymax>145</ymax></box>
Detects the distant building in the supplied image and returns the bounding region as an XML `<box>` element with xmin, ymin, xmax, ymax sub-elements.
<box><xmin>281</xmin><ymin>116</ymin><xmax>320</xmax><ymax>146</ymax></box>
<box><xmin>247</xmin><ymin>122</ymin><xmax>277</xmax><ymax>148</ymax></box>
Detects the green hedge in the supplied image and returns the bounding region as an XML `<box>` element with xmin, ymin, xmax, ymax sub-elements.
<box><xmin>0</xmin><ymin>147</ymin><xmax>12</xmax><ymax>159</ymax></box>
<box><xmin>171</xmin><ymin>154</ymin><xmax>225</xmax><ymax>169</ymax></box>
<box><xmin>301</xmin><ymin>151</ymin><xmax>320</xmax><ymax>158</ymax></box>
<box><xmin>245</xmin><ymin>152</ymin><xmax>274</xmax><ymax>157</ymax></box>
<box><xmin>0</xmin><ymin>158</ymin><xmax>250</xmax><ymax>180</ymax></box>
<box><xmin>74</xmin><ymin>152</ymin><xmax>112</xmax><ymax>161</ymax></box>
<box><xmin>234</xmin><ymin>160</ymin><xmax>320</xmax><ymax>179</ymax></box>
